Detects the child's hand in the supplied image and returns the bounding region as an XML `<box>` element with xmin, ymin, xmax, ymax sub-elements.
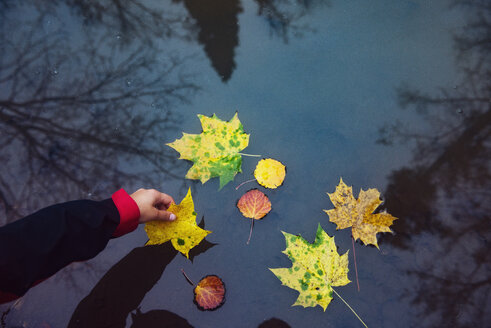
<box><xmin>130</xmin><ymin>189</ymin><xmax>176</xmax><ymax>223</ymax></box>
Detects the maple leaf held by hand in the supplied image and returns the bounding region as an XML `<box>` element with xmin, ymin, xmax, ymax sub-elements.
<box><xmin>324</xmin><ymin>178</ymin><xmax>397</xmax><ymax>248</ymax></box>
<box><xmin>145</xmin><ymin>188</ymin><xmax>211</xmax><ymax>258</ymax></box>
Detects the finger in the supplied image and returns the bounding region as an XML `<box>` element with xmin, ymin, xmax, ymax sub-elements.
<box><xmin>153</xmin><ymin>192</ymin><xmax>175</xmax><ymax>208</ymax></box>
<box><xmin>155</xmin><ymin>209</ymin><xmax>176</xmax><ymax>221</ymax></box>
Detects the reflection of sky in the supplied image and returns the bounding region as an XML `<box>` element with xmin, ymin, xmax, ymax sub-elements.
<box><xmin>1</xmin><ymin>0</ymin><xmax>480</xmax><ymax>327</ymax></box>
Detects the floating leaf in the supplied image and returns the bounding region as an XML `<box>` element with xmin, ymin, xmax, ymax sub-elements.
<box><xmin>237</xmin><ymin>189</ymin><xmax>271</xmax><ymax>220</ymax></box>
<box><xmin>194</xmin><ymin>275</ymin><xmax>226</xmax><ymax>310</ymax></box>
<box><xmin>145</xmin><ymin>188</ymin><xmax>211</xmax><ymax>258</ymax></box>
<box><xmin>324</xmin><ymin>178</ymin><xmax>397</xmax><ymax>248</ymax></box>
<box><xmin>254</xmin><ymin>158</ymin><xmax>286</xmax><ymax>189</ymax></box>
<box><xmin>167</xmin><ymin>113</ymin><xmax>250</xmax><ymax>189</ymax></box>
<box><xmin>269</xmin><ymin>224</ymin><xmax>350</xmax><ymax>311</ymax></box>
<box><xmin>237</xmin><ymin>189</ymin><xmax>272</xmax><ymax>244</ymax></box>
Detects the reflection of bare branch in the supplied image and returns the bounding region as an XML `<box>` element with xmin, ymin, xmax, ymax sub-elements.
<box><xmin>28</xmin><ymin>0</ymin><xmax>192</xmax><ymax>45</ymax></box>
<box><xmin>0</xmin><ymin>7</ymin><xmax>198</xmax><ymax>224</ymax></box>
<box><xmin>378</xmin><ymin>1</ymin><xmax>491</xmax><ymax>326</ymax></box>
<box><xmin>451</xmin><ymin>0</ymin><xmax>491</xmax><ymax>63</ymax></box>
<box><xmin>254</xmin><ymin>0</ymin><xmax>330</xmax><ymax>42</ymax></box>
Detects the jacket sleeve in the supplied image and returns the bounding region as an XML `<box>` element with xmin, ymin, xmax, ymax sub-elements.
<box><xmin>0</xmin><ymin>189</ymin><xmax>140</xmax><ymax>303</ymax></box>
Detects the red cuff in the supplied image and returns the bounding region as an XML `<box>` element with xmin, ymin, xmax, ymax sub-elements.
<box><xmin>0</xmin><ymin>290</ymin><xmax>19</xmax><ymax>304</ymax></box>
<box><xmin>111</xmin><ymin>189</ymin><xmax>140</xmax><ymax>237</ymax></box>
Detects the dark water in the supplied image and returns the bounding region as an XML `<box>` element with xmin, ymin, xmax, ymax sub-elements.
<box><xmin>0</xmin><ymin>0</ymin><xmax>489</xmax><ymax>327</ymax></box>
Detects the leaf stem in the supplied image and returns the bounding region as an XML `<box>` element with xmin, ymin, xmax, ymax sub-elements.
<box><xmin>246</xmin><ymin>218</ymin><xmax>254</xmax><ymax>245</ymax></box>
<box><xmin>235</xmin><ymin>178</ymin><xmax>257</xmax><ymax>190</ymax></box>
<box><xmin>332</xmin><ymin>289</ymin><xmax>368</xmax><ymax>328</ymax></box>
<box><xmin>181</xmin><ymin>268</ymin><xmax>195</xmax><ymax>286</ymax></box>
<box><xmin>352</xmin><ymin>237</ymin><xmax>360</xmax><ymax>292</ymax></box>
<box><xmin>238</xmin><ymin>152</ymin><xmax>261</xmax><ymax>157</ymax></box>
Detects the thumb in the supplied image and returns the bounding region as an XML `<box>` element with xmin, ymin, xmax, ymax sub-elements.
<box><xmin>155</xmin><ymin>209</ymin><xmax>177</xmax><ymax>222</ymax></box>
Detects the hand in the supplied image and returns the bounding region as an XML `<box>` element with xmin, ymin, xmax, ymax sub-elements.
<box><xmin>130</xmin><ymin>189</ymin><xmax>176</xmax><ymax>224</ymax></box>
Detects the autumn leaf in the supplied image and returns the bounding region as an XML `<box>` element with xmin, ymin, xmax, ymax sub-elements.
<box><xmin>237</xmin><ymin>189</ymin><xmax>271</xmax><ymax>220</ymax></box>
<box><xmin>237</xmin><ymin>189</ymin><xmax>271</xmax><ymax>244</ymax></box>
<box><xmin>145</xmin><ymin>188</ymin><xmax>211</xmax><ymax>258</ymax></box>
<box><xmin>167</xmin><ymin>113</ymin><xmax>250</xmax><ymax>189</ymax></box>
<box><xmin>269</xmin><ymin>224</ymin><xmax>350</xmax><ymax>311</ymax></box>
<box><xmin>194</xmin><ymin>275</ymin><xmax>226</xmax><ymax>311</ymax></box>
<box><xmin>254</xmin><ymin>158</ymin><xmax>286</xmax><ymax>189</ymax></box>
<box><xmin>324</xmin><ymin>178</ymin><xmax>397</xmax><ymax>248</ymax></box>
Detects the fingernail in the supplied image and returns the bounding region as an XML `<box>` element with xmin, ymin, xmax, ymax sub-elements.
<box><xmin>170</xmin><ymin>214</ymin><xmax>176</xmax><ymax>221</ymax></box>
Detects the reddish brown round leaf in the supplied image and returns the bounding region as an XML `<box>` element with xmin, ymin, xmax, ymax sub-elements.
<box><xmin>237</xmin><ymin>189</ymin><xmax>272</xmax><ymax>220</ymax></box>
<box><xmin>194</xmin><ymin>275</ymin><xmax>225</xmax><ymax>310</ymax></box>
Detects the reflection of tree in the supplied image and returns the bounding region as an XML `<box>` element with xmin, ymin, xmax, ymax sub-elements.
<box><xmin>10</xmin><ymin>0</ymin><xmax>331</xmax><ymax>83</ymax></box>
<box><xmin>378</xmin><ymin>1</ymin><xmax>490</xmax><ymax>326</ymax></box>
<box><xmin>32</xmin><ymin>0</ymin><xmax>191</xmax><ymax>45</ymax></box>
<box><xmin>60</xmin><ymin>0</ymin><xmax>241</xmax><ymax>82</ymax></box>
<box><xmin>254</xmin><ymin>0</ymin><xmax>330</xmax><ymax>42</ymax></box>
<box><xmin>175</xmin><ymin>0</ymin><xmax>243</xmax><ymax>82</ymax></box>
<box><xmin>0</xmin><ymin>6</ymin><xmax>197</xmax><ymax>223</ymax></box>
<box><xmin>174</xmin><ymin>0</ymin><xmax>331</xmax><ymax>81</ymax></box>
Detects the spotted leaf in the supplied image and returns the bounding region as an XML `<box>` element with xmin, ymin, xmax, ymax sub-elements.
<box><xmin>167</xmin><ymin>113</ymin><xmax>250</xmax><ymax>189</ymax></box>
<box><xmin>324</xmin><ymin>178</ymin><xmax>397</xmax><ymax>248</ymax></box>
<box><xmin>269</xmin><ymin>224</ymin><xmax>350</xmax><ymax>311</ymax></box>
<box><xmin>145</xmin><ymin>188</ymin><xmax>211</xmax><ymax>258</ymax></box>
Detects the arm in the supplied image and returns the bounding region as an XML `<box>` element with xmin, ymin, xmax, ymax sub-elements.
<box><xmin>0</xmin><ymin>188</ymin><xmax>174</xmax><ymax>303</ymax></box>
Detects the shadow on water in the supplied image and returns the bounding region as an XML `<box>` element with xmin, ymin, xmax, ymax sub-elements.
<box><xmin>187</xmin><ymin>217</ymin><xmax>219</xmax><ymax>262</ymax></box>
<box><xmin>68</xmin><ymin>217</ymin><xmax>215</xmax><ymax>328</ymax></box>
<box><xmin>0</xmin><ymin>1</ymin><xmax>199</xmax><ymax>223</ymax></box>
<box><xmin>257</xmin><ymin>318</ymin><xmax>291</xmax><ymax>328</ymax></box>
<box><xmin>68</xmin><ymin>243</ymin><xmax>179</xmax><ymax>328</ymax></box>
<box><xmin>129</xmin><ymin>308</ymin><xmax>193</xmax><ymax>328</ymax></box>
<box><xmin>378</xmin><ymin>1</ymin><xmax>490</xmax><ymax>326</ymax></box>
<box><xmin>128</xmin><ymin>313</ymin><xmax>292</xmax><ymax>328</ymax></box>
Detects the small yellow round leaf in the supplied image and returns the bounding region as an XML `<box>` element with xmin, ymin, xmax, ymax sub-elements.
<box><xmin>254</xmin><ymin>158</ymin><xmax>286</xmax><ymax>189</ymax></box>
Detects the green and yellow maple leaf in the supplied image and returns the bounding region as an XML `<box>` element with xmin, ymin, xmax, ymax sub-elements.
<box><xmin>167</xmin><ymin>113</ymin><xmax>250</xmax><ymax>189</ymax></box>
<box><xmin>144</xmin><ymin>188</ymin><xmax>211</xmax><ymax>258</ymax></box>
<box><xmin>269</xmin><ymin>224</ymin><xmax>350</xmax><ymax>311</ymax></box>
<box><xmin>324</xmin><ymin>178</ymin><xmax>397</xmax><ymax>248</ymax></box>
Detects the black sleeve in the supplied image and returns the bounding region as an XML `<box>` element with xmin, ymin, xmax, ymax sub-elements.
<box><xmin>0</xmin><ymin>199</ymin><xmax>120</xmax><ymax>297</ymax></box>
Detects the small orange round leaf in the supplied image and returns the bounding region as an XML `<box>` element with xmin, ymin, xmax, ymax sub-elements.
<box><xmin>194</xmin><ymin>275</ymin><xmax>225</xmax><ymax>310</ymax></box>
<box><xmin>237</xmin><ymin>189</ymin><xmax>272</xmax><ymax>220</ymax></box>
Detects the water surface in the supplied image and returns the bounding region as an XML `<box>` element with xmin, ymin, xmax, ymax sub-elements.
<box><xmin>0</xmin><ymin>0</ymin><xmax>489</xmax><ymax>327</ymax></box>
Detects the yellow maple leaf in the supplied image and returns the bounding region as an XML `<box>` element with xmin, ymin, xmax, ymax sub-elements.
<box><xmin>324</xmin><ymin>178</ymin><xmax>397</xmax><ymax>248</ymax></box>
<box><xmin>144</xmin><ymin>188</ymin><xmax>211</xmax><ymax>258</ymax></box>
<box><xmin>269</xmin><ymin>224</ymin><xmax>350</xmax><ymax>311</ymax></box>
<box><xmin>254</xmin><ymin>158</ymin><xmax>286</xmax><ymax>189</ymax></box>
<box><xmin>166</xmin><ymin>113</ymin><xmax>250</xmax><ymax>189</ymax></box>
